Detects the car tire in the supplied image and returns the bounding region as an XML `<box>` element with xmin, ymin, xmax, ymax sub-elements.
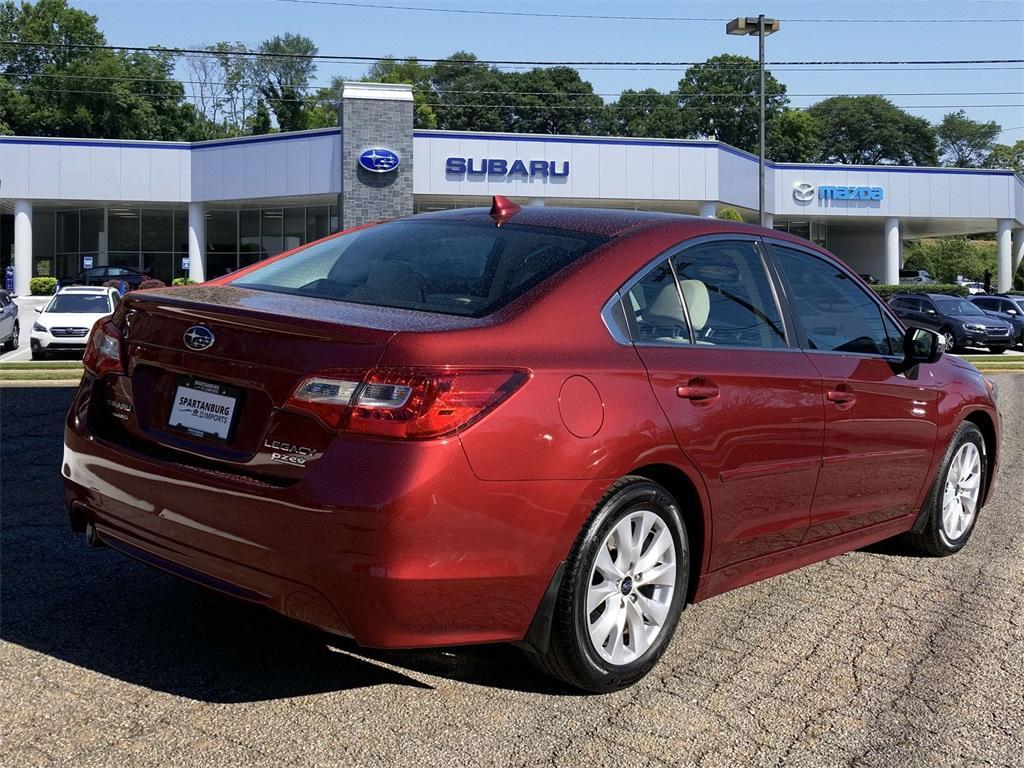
<box><xmin>988</xmin><ymin>346</ymin><xmax>1008</xmax><ymax>354</ymax></box>
<box><xmin>940</xmin><ymin>329</ymin><xmax>957</xmax><ymax>353</ymax></box>
<box><xmin>30</xmin><ymin>348</ymin><xmax>47</xmax><ymax>361</ymax></box>
<box><xmin>528</xmin><ymin>476</ymin><xmax>689</xmax><ymax>692</ymax></box>
<box><xmin>903</xmin><ymin>422</ymin><xmax>986</xmax><ymax>557</ymax></box>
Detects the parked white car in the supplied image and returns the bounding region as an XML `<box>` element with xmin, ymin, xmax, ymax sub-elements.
<box><xmin>30</xmin><ymin>286</ymin><xmax>120</xmax><ymax>360</ymax></box>
<box><xmin>961</xmin><ymin>281</ymin><xmax>987</xmax><ymax>295</ymax></box>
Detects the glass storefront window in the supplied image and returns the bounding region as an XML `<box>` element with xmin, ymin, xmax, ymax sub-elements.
<box><xmin>240</xmin><ymin>209</ymin><xmax>261</xmax><ymax>265</ymax></box>
<box><xmin>142</xmin><ymin>252</ymin><xmax>174</xmax><ymax>285</ymax></box>
<box><xmin>141</xmin><ymin>210</ymin><xmax>173</xmax><ymax>253</ymax></box>
<box><xmin>81</xmin><ymin>208</ymin><xmax>105</xmax><ymax>257</ymax></box>
<box><xmin>307</xmin><ymin>206</ymin><xmax>329</xmax><ymax>242</ymax></box>
<box><xmin>173</xmin><ymin>209</ymin><xmax>189</xmax><ymax>254</ymax></box>
<box><xmin>108</xmin><ymin>209</ymin><xmax>140</xmax><ymax>253</ymax></box>
<box><xmin>206</xmin><ymin>252</ymin><xmax>237</xmax><ymax>279</ymax></box>
<box><xmin>284</xmin><ymin>207</ymin><xmax>305</xmax><ymax>252</ymax></box>
<box><xmin>261</xmin><ymin>209</ymin><xmax>283</xmax><ymax>257</ymax></box>
<box><xmin>206</xmin><ymin>210</ymin><xmax>237</xmax><ymax>257</ymax></box>
<box><xmin>57</xmin><ymin>210</ymin><xmax>79</xmax><ymax>254</ymax></box>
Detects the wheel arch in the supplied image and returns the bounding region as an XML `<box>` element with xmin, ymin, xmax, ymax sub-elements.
<box><xmin>962</xmin><ymin>408</ymin><xmax>998</xmax><ymax>506</ymax></box>
<box><xmin>628</xmin><ymin>463</ymin><xmax>708</xmax><ymax>604</ymax></box>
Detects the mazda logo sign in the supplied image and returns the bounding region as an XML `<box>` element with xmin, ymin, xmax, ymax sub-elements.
<box><xmin>183</xmin><ymin>325</ymin><xmax>215</xmax><ymax>352</ymax></box>
<box><xmin>793</xmin><ymin>182</ymin><xmax>814</xmax><ymax>202</ymax></box>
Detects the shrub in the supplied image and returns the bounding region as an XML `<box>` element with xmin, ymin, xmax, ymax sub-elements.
<box><xmin>138</xmin><ymin>278</ymin><xmax>166</xmax><ymax>290</ymax></box>
<box><xmin>171</xmin><ymin>278</ymin><xmax>197</xmax><ymax>286</ymax></box>
<box><xmin>871</xmin><ymin>283</ymin><xmax>968</xmax><ymax>301</ymax></box>
<box><xmin>102</xmin><ymin>279</ymin><xmax>122</xmax><ymax>289</ymax></box>
<box><xmin>29</xmin><ymin>277</ymin><xmax>58</xmax><ymax>295</ymax></box>
<box><xmin>716</xmin><ymin>207</ymin><xmax>744</xmax><ymax>223</ymax></box>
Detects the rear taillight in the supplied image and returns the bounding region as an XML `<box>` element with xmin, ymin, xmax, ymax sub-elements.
<box><xmin>83</xmin><ymin>320</ymin><xmax>124</xmax><ymax>377</ymax></box>
<box><xmin>284</xmin><ymin>368</ymin><xmax>528</xmax><ymax>439</ymax></box>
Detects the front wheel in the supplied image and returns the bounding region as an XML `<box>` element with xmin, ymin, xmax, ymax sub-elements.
<box><xmin>941</xmin><ymin>330</ymin><xmax>957</xmax><ymax>353</ymax></box>
<box><xmin>30</xmin><ymin>347</ymin><xmax>47</xmax><ymax>361</ymax></box>
<box><xmin>1</xmin><ymin>322</ymin><xmax>17</xmax><ymax>351</ymax></box>
<box><xmin>528</xmin><ymin>477</ymin><xmax>689</xmax><ymax>692</ymax></box>
<box><xmin>903</xmin><ymin>422</ymin><xmax>986</xmax><ymax>556</ymax></box>
<box><xmin>988</xmin><ymin>346</ymin><xmax>1008</xmax><ymax>354</ymax></box>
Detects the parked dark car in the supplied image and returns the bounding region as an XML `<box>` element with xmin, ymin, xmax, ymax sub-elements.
<box><xmin>69</xmin><ymin>266</ymin><xmax>149</xmax><ymax>289</ymax></box>
<box><xmin>889</xmin><ymin>293</ymin><xmax>1014</xmax><ymax>353</ymax></box>
<box><xmin>0</xmin><ymin>289</ymin><xmax>19</xmax><ymax>352</ymax></box>
<box><xmin>969</xmin><ymin>294</ymin><xmax>1024</xmax><ymax>348</ymax></box>
<box><xmin>64</xmin><ymin>202</ymin><xmax>1001</xmax><ymax>692</ymax></box>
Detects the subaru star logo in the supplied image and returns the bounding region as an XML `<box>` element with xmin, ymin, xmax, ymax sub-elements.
<box><xmin>183</xmin><ymin>325</ymin><xmax>215</xmax><ymax>351</ymax></box>
<box><xmin>358</xmin><ymin>147</ymin><xmax>400</xmax><ymax>173</ymax></box>
<box><xmin>793</xmin><ymin>182</ymin><xmax>815</xmax><ymax>202</ymax></box>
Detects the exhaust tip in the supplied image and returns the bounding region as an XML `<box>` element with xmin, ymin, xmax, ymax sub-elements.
<box><xmin>85</xmin><ymin>521</ymin><xmax>104</xmax><ymax>548</ymax></box>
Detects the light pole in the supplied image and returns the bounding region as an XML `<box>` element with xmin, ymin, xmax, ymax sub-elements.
<box><xmin>727</xmin><ymin>15</ymin><xmax>780</xmax><ymax>227</ymax></box>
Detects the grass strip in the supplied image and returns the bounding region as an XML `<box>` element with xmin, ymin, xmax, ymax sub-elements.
<box><xmin>0</xmin><ymin>361</ymin><xmax>85</xmax><ymax>370</ymax></box>
<box><xmin>0</xmin><ymin>370</ymin><xmax>83</xmax><ymax>381</ymax></box>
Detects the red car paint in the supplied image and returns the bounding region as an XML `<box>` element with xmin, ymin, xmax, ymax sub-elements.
<box><xmin>62</xmin><ymin>207</ymin><xmax>1000</xmax><ymax>651</ymax></box>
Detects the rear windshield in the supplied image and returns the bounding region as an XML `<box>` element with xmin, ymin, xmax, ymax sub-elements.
<box><xmin>230</xmin><ymin>219</ymin><xmax>609</xmax><ymax>317</ymax></box>
<box><xmin>45</xmin><ymin>293</ymin><xmax>112</xmax><ymax>313</ymax></box>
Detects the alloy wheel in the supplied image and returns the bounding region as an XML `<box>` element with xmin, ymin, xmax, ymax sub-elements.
<box><xmin>586</xmin><ymin>509</ymin><xmax>677</xmax><ymax>665</ymax></box>
<box><xmin>943</xmin><ymin>332</ymin><xmax>956</xmax><ymax>352</ymax></box>
<box><xmin>941</xmin><ymin>442</ymin><xmax>981</xmax><ymax>541</ymax></box>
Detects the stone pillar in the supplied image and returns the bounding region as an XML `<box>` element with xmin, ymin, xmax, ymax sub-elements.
<box><xmin>187</xmin><ymin>203</ymin><xmax>206</xmax><ymax>283</ymax></box>
<box><xmin>996</xmin><ymin>219</ymin><xmax>1012</xmax><ymax>293</ymax></box>
<box><xmin>699</xmin><ymin>201</ymin><xmax>716</xmax><ymax>218</ymax></box>
<box><xmin>1011</xmin><ymin>227</ymin><xmax>1024</xmax><ymax>283</ymax></box>
<box><xmin>884</xmin><ymin>218</ymin><xmax>900</xmax><ymax>286</ymax></box>
<box><xmin>340</xmin><ymin>82</ymin><xmax>414</xmax><ymax>230</ymax></box>
<box><xmin>13</xmin><ymin>200</ymin><xmax>32</xmax><ymax>296</ymax></box>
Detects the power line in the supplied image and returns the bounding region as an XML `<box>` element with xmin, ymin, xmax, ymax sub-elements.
<box><xmin>3</xmin><ymin>40</ymin><xmax>1022</xmax><ymax>68</ymax></box>
<box><xmin>4</xmin><ymin>71</ymin><xmax>1022</xmax><ymax>99</ymax></box>
<box><xmin>10</xmin><ymin>84</ymin><xmax>1023</xmax><ymax>112</ymax></box>
<box><xmin>269</xmin><ymin>0</ymin><xmax>1024</xmax><ymax>24</ymax></box>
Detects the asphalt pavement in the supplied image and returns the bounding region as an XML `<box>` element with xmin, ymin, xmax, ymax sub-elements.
<box><xmin>1</xmin><ymin>381</ymin><xmax>1022</xmax><ymax>767</ymax></box>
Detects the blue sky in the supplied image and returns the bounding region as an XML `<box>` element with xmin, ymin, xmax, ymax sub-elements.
<box><xmin>74</xmin><ymin>0</ymin><xmax>1024</xmax><ymax>140</ymax></box>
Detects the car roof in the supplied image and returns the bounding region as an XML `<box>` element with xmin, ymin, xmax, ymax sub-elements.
<box><xmin>412</xmin><ymin>205</ymin><xmax>703</xmax><ymax>238</ymax></box>
<box><xmin>56</xmin><ymin>286</ymin><xmax>113</xmax><ymax>294</ymax></box>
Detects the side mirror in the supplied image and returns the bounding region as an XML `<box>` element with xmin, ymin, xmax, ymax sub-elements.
<box><xmin>925</xmin><ymin>309</ymin><xmax>937</xmax><ymax>315</ymax></box>
<box><xmin>1007</xmin><ymin>309</ymin><xmax>1018</xmax><ymax>316</ymax></box>
<box><xmin>34</xmin><ymin>306</ymin><xmax>43</xmax><ymax>313</ymax></box>
<box><xmin>903</xmin><ymin>326</ymin><xmax>943</xmax><ymax>366</ymax></box>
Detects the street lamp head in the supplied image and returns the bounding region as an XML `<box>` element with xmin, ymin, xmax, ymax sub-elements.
<box><xmin>726</xmin><ymin>16</ymin><xmax>780</xmax><ymax>35</ymax></box>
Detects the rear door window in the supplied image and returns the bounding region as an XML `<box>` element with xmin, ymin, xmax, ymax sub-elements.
<box><xmin>623</xmin><ymin>260</ymin><xmax>691</xmax><ymax>344</ymax></box>
<box><xmin>231</xmin><ymin>219</ymin><xmax>608</xmax><ymax>317</ymax></box>
<box><xmin>670</xmin><ymin>240</ymin><xmax>787</xmax><ymax>349</ymax></box>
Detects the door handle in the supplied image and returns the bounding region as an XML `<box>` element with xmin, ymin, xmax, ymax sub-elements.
<box><xmin>826</xmin><ymin>385</ymin><xmax>856</xmax><ymax>407</ymax></box>
<box><xmin>676</xmin><ymin>379</ymin><xmax>719</xmax><ymax>402</ymax></box>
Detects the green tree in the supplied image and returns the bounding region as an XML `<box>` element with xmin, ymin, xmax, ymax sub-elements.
<box><xmin>936</xmin><ymin>110</ymin><xmax>1000</xmax><ymax>167</ymax></box>
<box><xmin>767</xmin><ymin>109</ymin><xmax>821</xmax><ymax>163</ymax></box>
<box><xmin>984</xmin><ymin>140</ymin><xmax>1024</xmax><ymax>175</ymax></box>
<box><xmin>248</xmin><ymin>99</ymin><xmax>272</xmax><ymax>135</ymax></box>
<box><xmin>364</xmin><ymin>57</ymin><xmax>438</xmax><ymax>128</ymax></box>
<box><xmin>676</xmin><ymin>54</ymin><xmax>788</xmax><ymax>153</ymax></box>
<box><xmin>716</xmin><ymin>207</ymin><xmax>744</xmax><ymax>222</ymax></box>
<box><xmin>609</xmin><ymin>88</ymin><xmax>686</xmax><ymax>138</ymax></box>
<box><xmin>430</xmin><ymin>52</ymin><xmax>510</xmax><ymax>132</ymax></box>
<box><xmin>255</xmin><ymin>33</ymin><xmax>317</xmax><ymax>132</ymax></box>
<box><xmin>903</xmin><ymin>237</ymin><xmax>996</xmax><ymax>283</ymax></box>
<box><xmin>1</xmin><ymin>0</ymin><xmax>200</xmax><ymax>140</ymax></box>
<box><xmin>504</xmin><ymin>66</ymin><xmax>606</xmax><ymax>135</ymax></box>
<box><xmin>809</xmin><ymin>96</ymin><xmax>938</xmax><ymax>165</ymax></box>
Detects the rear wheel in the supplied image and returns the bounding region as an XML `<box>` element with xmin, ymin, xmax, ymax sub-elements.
<box><xmin>528</xmin><ymin>477</ymin><xmax>689</xmax><ymax>692</ymax></box>
<box><xmin>904</xmin><ymin>422</ymin><xmax>985</xmax><ymax>556</ymax></box>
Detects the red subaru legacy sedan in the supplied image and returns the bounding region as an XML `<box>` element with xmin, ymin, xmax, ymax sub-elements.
<box><xmin>63</xmin><ymin>200</ymin><xmax>1000</xmax><ymax>691</ymax></box>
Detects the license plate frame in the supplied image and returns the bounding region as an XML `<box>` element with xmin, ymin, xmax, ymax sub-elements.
<box><xmin>167</xmin><ymin>377</ymin><xmax>242</xmax><ymax>442</ymax></box>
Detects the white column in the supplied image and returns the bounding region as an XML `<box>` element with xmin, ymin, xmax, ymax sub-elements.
<box><xmin>13</xmin><ymin>200</ymin><xmax>32</xmax><ymax>296</ymax></box>
<box><xmin>884</xmin><ymin>217</ymin><xmax>900</xmax><ymax>286</ymax></box>
<box><xmin>996</xmin><ymin>219</ymin><xmax>1012</xmax><ymax>293</ymax></box>
<box><xmin>1012</xmin><ymin>228</ymin><xmax>1024</xmax><ymax>279</ymax></box>
<box><xmin>187</xmin><ymin>203</ymin><xmax>206</xmax><ymax>283</ymax></box>
<box><xmin>761</xmin><ymin>212</ymin><xmax>774</xmax><ymax>229</ymax></box>
<box><xmin>699</xmin><ymin>201</ymin><xmax>716</xmax><ymax>218</ymax></box>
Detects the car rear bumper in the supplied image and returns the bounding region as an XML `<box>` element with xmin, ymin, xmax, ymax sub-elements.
<box><xmin>62</xmin><ymin>376</ymin><xmax>588</xmax><ymax>649</ymax></box>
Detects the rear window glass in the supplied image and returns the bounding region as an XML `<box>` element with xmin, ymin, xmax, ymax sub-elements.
<box><xmin>231</xmin><ymin>219</ymin><xmax>608</xmax><ymax>317</ymax></box>
<box><xmin>45</xmin><ymin>293</ymin><xmax>112</xmax><ymax>313</ymax></box>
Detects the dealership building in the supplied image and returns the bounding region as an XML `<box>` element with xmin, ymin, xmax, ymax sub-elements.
<box><xmin>2</xmin><ymin>82</ymin><xmax>1023</xmax><ymax>295</ymax></box>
